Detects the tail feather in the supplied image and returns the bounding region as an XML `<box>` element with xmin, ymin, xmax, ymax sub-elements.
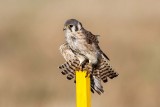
<box><xmin>91</xmin><ymin>75</ymin><xmax>104</xmax><ymax>95</ymax></box>
<box><xmin>58</xmin><ymin>58</ymin><xmax>118</xmax><ymax>94</ymax></box>
<box><xmin>67</xmin><ymin>74</ymin><xmax>74</xmax><ymax>80</ymax></box>
<box><xmin>59</xmin><ymin>59</ymin><xmax>80</xmax><ymax>80</ymax></box>
<box><xmin>98</xmin><ymin>59</ymin><xmax>118</xmax><ymax>83</ymax></box>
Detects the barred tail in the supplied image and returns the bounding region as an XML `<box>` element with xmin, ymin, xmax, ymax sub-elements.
<box><xmin>58</xmin><ymin>60</ymin><xmax>104</xmax><ymax>94</ymax></box>
<box><xmin>58</xmin><ymin>58</ymin><xmax>118</xmax><ymax>95</ymax></box>
<box><xmin>98</xmin><ymin>60</ymin><xmax>118</xmax><ymax>83</ymax></box>
<box><xmin>58</xmin><ymin>59</ymin><xmax>79</xmax><ymax>80</ymax></box>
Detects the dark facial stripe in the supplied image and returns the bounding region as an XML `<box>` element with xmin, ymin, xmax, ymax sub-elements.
<box><xmin>75</xmin><ymin>26</ymin><xmax>78</xmax><ymax>31</ymax></box>
<box><xmin>68</xmin><ymin>26</ymin><xmax>72</xmax><ymax>32</ymax></box>
<box><xmin>79</xmin><ymin>22</ymin><xmax>82</xmax><ymax>27</ymax></box>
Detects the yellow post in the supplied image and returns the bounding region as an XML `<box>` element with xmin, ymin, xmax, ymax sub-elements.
<box><xmin>76</xmin><ymin>71</ymin><xmax>91</xmax><ymax>107</ymax></box>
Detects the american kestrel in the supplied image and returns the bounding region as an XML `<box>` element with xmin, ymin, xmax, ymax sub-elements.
<box><xmin>58</xmin><ymin>19</ymin><xmax>118</xmax><ymax>94</ymax></box>
<box><xmin>59</xmin><ymin>42</ymin><xmax>118</xmax><ymax>94</ymax></box>
<box><xmin>59</xmin><ymin>42</ymin><xmax>105</xmax><ymax>94</ymax></box>
<box><xmin>63</xmin><ymin>19</ymin><xmax>110</xmax><ymax>72</ymax></box>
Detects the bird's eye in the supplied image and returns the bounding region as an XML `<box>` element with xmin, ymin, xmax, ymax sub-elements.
<box><xmin>69</xmin><ymin>25</ymin><xmax>73</xmax><ymax>28</ymax></box>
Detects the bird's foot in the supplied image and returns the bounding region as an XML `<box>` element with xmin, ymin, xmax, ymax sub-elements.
<box><xmin>79</xmin><ymin>64</ymin><xmax>90</xmax><ymax>77</ymax></box>
<box><xmin>85</xmin><ymin>70</ymin><xmax>90</xmax><ymax>78</ymax></box>
<box><xmin>84</xmin><ymin>65</ymin><xmax>91</xmax><ymax>78</ymax></box>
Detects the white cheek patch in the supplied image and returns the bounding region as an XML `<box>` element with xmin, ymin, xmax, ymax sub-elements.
<box><xmin>71</xmin><ymin>26</ymin><xmax>76</xmax><ymax>32</ymax></box>
<box><xmin>77</xmin><ymin>23</ymin><xmax>82</xmax><ymax>30</ymax></box>
<box><xmin>66</xmin><ymin>29</ymin><xmax>71</xmax><ymax>33</ymax></box>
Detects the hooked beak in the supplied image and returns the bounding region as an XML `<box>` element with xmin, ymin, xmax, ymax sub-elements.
<box><xmin>63</xmin><ymin>26</ymin><xmax>67</xmax><ymax>31</ymax></box>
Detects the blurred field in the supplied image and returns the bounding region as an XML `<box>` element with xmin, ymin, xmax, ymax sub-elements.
<box><xmin>0</xmin><ymin>0</ymin><xmax>160</xmax><ymax>107</ymax></box>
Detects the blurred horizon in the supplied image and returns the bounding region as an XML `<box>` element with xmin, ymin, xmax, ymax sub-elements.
<box><xmin>0</xmin><ymin>0</ymin><xmax>160</xmax><ymax>107</ymax></box>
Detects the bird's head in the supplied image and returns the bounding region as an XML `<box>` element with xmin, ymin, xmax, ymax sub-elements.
<box><xmin>63</xmin><ymin>19</ymin><xmax>83</xmax><ymax>33</ymax></box>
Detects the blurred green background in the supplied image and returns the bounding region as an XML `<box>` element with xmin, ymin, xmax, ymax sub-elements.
<box><xmin>0</xmin><ymin>0</ymin><xmax>160</xmax><ymax>107</ymax></box>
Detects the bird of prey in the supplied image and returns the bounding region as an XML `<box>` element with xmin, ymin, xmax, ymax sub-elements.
<box><xmin>59</xmin><ymin>43</ymin><xmax>118</xmax><ymax>94</ymax></box>
<box><xmin>63</xmin><ymin>19</ymin><xmax>110</xmax><ymax>72</ymax></box>
<box><xmin>58</xmin><ymin>19</ymin><xmax>118</xmax><ymax>94</ymax></box>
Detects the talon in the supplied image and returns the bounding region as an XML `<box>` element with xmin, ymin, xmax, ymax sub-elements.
<box><xmin>85</xmin><ymin>71</ymin><xmax>90</xmax><ymax>77</ymax></box>
<box><xmin>85</xmin><ymin>67</ymin><xmax>90</xmax><ymax>77</ymax></box>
